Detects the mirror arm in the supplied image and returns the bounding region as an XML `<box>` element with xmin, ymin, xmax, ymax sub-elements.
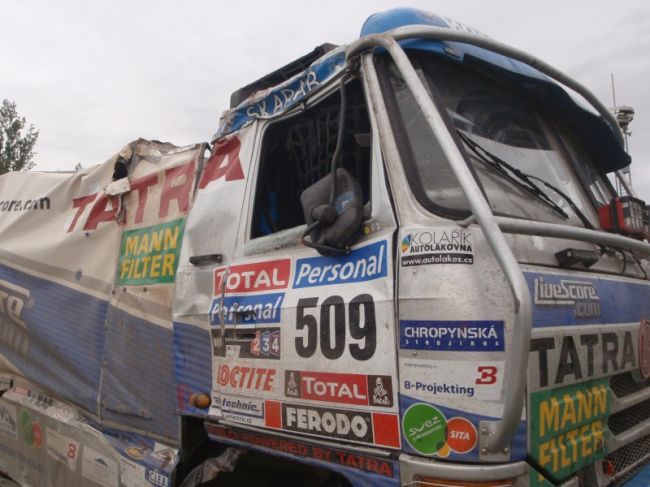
<box><xmin>302</xmin><ymin>221</ymin><xmax>351</xmax><ymax>255</ymax></box>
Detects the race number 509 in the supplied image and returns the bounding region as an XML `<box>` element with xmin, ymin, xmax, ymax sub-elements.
<box><xmin>295</xmin><ymin>294</ymin><xmax>376</xmax><ymax>361</ymax></box>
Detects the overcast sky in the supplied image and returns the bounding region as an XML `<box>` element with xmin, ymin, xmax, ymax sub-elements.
<box><xmin>2</xmin><ymin>0</ymin><xmax>649</xmax><ymax>198</ymax></box>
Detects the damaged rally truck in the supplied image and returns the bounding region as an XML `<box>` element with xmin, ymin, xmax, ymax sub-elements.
<box><xmin>2</xmin><ymin>7</ymin><xmax>650</xmax><ymax>487</ymax></box>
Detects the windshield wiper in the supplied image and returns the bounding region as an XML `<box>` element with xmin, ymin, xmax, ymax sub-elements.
<box><xmin>457</xmin><ymin>130</ymin><xmax>595</xmax><ymax>229</ymax></box>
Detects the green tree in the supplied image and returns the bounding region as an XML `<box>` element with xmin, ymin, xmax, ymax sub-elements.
<box><xmin>0</xmin><ymin>99</ymin><xmax>39</xmax><ymax>174</ymax></box>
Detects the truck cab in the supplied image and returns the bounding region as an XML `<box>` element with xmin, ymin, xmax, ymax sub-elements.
<box><xmin>174</xmin><ymin>8</ymin><xmax>650</xmax><ymax>487</ymax></box>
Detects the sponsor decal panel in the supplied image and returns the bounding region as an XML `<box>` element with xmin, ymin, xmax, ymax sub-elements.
<box><xmin>400</xmin><ymin>230</ymin><xmax>473</xmax><ymax>267</ymax></box>
<box><xmin>211</xmin><ymin>394</ymin><xmax>265</xmax><ymax>427</ymax></box>
<box><xmin>284</xmin><ymin>370</ymin><xmax>393</xmax><ymax>407</ymax></box>
<box><xmin>529</xmin><ymin>379</ymin><xmax>608</xmax><ymax>480</ymax></box>
<box><xmin>534</xmin><ymin>277</ymin><xmax>600</xmax><ymax>319</ymax></box>
<box><xmin>45</xmin><ymin>427</ymin><xmax>79</xmax><ymax>470</ymax></box>
<box><xmin>19</xmin><ymin>409</ymin><xmax>43</xmax><ymax>448</ymax></box>
<box><xmin>119</xmin><ymin>457</ymin><xmax>147</xmax><ymax>487</ymax></box>
<box><xmin>214</xmin><ymin>260</ymin><xmax>290</xmax><ymax>294</ymax></box>
<box><xmin>402</xmin><ymin>403</ymin><xmax>478</xmax><ymax>457</ymax></box>
<box><xmin>0</xmin><ymin>402</ymin><xmax>17</xmax><ymax>440</ymax></box>
<box><xmin>282</xmin><ymin>404</ymin><xmax>373</xmax><ymax>443</ymax></box>
<box><xmin>530</xmin><ymin>328</ymin><xmax>637</xmax><ymax>389</ymax></box>
<box><xmin>401</xmin><ymin>360</ymin><xmax>503</xmax><ymax>401</ymax></box>
<box><xmin>400</xmin><ymin>320</ymin><xmax>504</xmax><ymax>352</ymax></box>
<box><xmin>81</xmin><ymin>446</ymin><xmax>119</xmax><ymax>487</ymax></box>
<box><xmin>293</xmin><ymin>240</ymin><xmax>387</xmax><ymax>288</ymax></box>
<box><xmin>209</xmin><ymin>293</ymin><xmax>284</xmax><ymax>325</ymax></box>
<box><xmin>206</xmin><ymin>423</ymin><xmax>396</xmax><ymax>478</ymax></box>
<box><xmin>212</xmin><ymin>327</ymin><xmax>280</xmax><ymax>360</ymax></box>
<box><xmin>146</xmin><ymin>467</ymin><xmax>170</xmax><ymax>487</ymax></box>
<box><xmin>217</xmin><ymin>365</ymin><xmax>276</xmax><ymax>392</ymax></box>
<box><xmin>117</xmin><ymin>218</ymin><xmax>185</xmax><ymax>285</ymax></box>
<box><xmin>0</xmin><ymin>278</ymin><xmax>31</xmax><ymax>356</ymax></box>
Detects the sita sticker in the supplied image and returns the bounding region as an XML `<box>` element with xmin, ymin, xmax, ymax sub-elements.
<box><xmin>639</xmin><ymin>319</ymin><xmax>650</xmax><ymax>379</ymax></box>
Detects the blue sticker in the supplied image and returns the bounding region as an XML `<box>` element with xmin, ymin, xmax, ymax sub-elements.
<box><xmin>210</xmin><ymin>292</ymin><xmax>284</xmax><ymax>325</ymax></box>
<box><xmin>293</xmin><ymin>240</ymin><xmax>388</xmax><ymax>288</ymax></box>
<box><xmin>399</xmin><ymin>320</ymin><xmax>504</xmax><ymax>351</ymax></box>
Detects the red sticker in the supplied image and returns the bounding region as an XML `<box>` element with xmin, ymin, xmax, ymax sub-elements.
<box><xmin>445</xmin><ymin>417</ymin><xmax>477</xmax><ymax>454</ymax></box>
<box><xmin>32</xmin><ymin>422</ymin><xmax>43</xmax><ymax>448</ymax></box>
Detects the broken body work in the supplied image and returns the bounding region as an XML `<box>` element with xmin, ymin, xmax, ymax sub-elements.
<box><xmin>2</xmin><ymin>7</ymin><xmax>650</xmax><ymax>487</ymax></box>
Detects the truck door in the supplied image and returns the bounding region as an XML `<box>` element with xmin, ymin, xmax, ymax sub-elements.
<box><xmin>208</xmin><ymin>76</ymin><xmax>402</xmax><ymax>451</ymax></box>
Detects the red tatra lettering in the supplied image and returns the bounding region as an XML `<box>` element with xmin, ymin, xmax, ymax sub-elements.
<box><xmin>198</xmin><ymin>137</ymin><xmax>244</xmax><ymax>189</ymax></box>
<box><xmin>68</xmin><ymin>194</ymin><xmax>97</xmax><ymax>232</ymax></box>
<box><xmin>378</xmin><ymin>461</ymin><xmax>393</xmax><ymax>477</ymax></box>
<box><xmin>159</xmin><ymin>160</ymin><xmax>195</xmax><ymax>218</ymax></box>
<box><xmin>129</xmin><ymin>173</ymin><xmax>158</xmax><ymax>224</ymax></box>
<box><xmin>84</xmin><ymin>194</ymin><xmax>121</xmax><ymax>230</ymax></box>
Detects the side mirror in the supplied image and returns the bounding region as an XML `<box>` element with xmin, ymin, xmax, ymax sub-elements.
<box><xmin>301</xmin><ymin>168</ymin><xmax>363</xmax><ymax>255</ymax></box>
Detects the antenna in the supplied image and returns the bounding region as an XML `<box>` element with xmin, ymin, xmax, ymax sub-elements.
<box><xmin>609</xmin><ymin>73</ymin><xmax>634</xmax><ymax>193</ymax></box>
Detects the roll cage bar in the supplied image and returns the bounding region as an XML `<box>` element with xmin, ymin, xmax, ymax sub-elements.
<box><xmin>346</xmin><ymin>26</ymin><xmax>650</xmax><ymax>461</ymax></box>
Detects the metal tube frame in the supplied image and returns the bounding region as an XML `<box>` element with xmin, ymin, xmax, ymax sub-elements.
<box><xmin>345</xmin><ymin>25</ymin><xmax>650</xmax><ymax>462</ymax></box>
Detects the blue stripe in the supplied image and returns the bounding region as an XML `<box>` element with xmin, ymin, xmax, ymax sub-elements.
<box><xmin>0</xmin><ymin>264</ymin><xmax>107</xmax><ymax>412</ymax></box>
<box><xmin>173</xmin><ymin>321</ymin><xmax>212</xmax><ymax>417</ymax></box>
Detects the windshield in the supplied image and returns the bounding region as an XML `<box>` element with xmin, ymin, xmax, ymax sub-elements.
<box><xmin>378</xmin><ymin>52</ymin><xmax>614</xmax><ymax>224</ymax></box>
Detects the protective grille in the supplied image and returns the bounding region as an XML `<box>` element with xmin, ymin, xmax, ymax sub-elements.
<box><xmin>608</xmin><ymin>398</ymin><xmax>650</xmax><ymax>435</ymax></box>
<box><xmin>610</xmin><ymin>372</ymin><xmax>650</xmax><ymax>398</ymax></box>
<box><xmin>606</xmin><ymin>433</ymin><xmax>650</xmax><ymax>483</ymax></box>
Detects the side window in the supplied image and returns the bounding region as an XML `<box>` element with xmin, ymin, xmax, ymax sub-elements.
<box><xmin>251</xmin><ymin>79</ymin><xmax>371</xmax><ymax>238</ymax></box>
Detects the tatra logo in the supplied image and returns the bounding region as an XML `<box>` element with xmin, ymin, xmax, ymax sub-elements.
<box><xmin>0</xmin><ymin>279</ymin><xmax>30</xmax><ymax>356</ymax></box>
<box><xmin>534</xmin><ymin>277</ymin><xmax>600</xmax><ymax>318</ymax></box>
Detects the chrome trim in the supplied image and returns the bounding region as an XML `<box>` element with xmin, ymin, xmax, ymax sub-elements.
<box><xmin>347</xmin><ymin>34</ymin><xmax>532</xmax><ymax>460</ymax></box>
<box><xmin>612</xmin><ymin>386</ymin><xmax>650</xmax><ymax>414</ymax></box>
<box><xmin>608</xmin><ymin>416</ymin><xmax>650</xmax><ymax>451</ymax></box>
<box><xmin>399</xmin><ymin>453</ymin><xmax>527</xmax><ymax>483</ymax></box>
<box><xmin>496</xmin><ymin>217</ymin><xmax>650</xmax><ymax>257</ymax></box>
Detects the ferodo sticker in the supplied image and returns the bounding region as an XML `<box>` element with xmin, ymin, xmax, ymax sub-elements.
<box><xmin>282</xmin><ymin>404</ymin><xmax>373</xmax><ymax>443</ymax></box>
<box><xmin>529</xmin><ymin>378</ymin><xmax>608</xmax><ymax>479</ymax></box>
<box><xmin>402</xmin><ymin>403</ymin><xmax>478</xmax><ymax>457</ymax></box>
<box><xmin>284</xmin><ymin>371</ymin><xmax>393</xmax><ymax>407</ymax></box>
<box><xmin>267</xmin><ymin>402</ymin><xmax>400</xmax><ymax>448</ymax></box>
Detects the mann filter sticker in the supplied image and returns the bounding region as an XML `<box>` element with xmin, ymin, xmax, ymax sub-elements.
<box><xmin>293</xmin><ymin>240</ymin><xmax>387</xmax><ymax>288</ymax></box>
<box><xmin>116</xmin><ymin>218</ymin><xmax>184</xmax><ymax>285</ymax></box>
<box><xmin>400</xmin><ymin>229</ymin><xmax>473</xmax><ymax>267</ymax></box>
<box><xmin>529</xmin><ymin>378</ymin><xmax>608</xmax><ymax>480</ymax></box>
<box><xmin>400</xmin><ymin>320</ymin><xmax>504</xmax><ymax>351</ymax></box>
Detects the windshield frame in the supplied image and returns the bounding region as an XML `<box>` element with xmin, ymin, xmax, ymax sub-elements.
<box><xmin>374</xmin><ymin>50</ymin><xmax>617</xmax><ymax>223</ymax></box>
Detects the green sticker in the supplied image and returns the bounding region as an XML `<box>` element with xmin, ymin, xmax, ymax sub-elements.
<box><xmin>20</xmin><ymin>409</ymin><xmax>33</xmax><ymax>446</ymax></box>
<box><xmin>116</xmin><ymin>218</ymin><xmax>185</xmax><ymax>285</ymax></box>
<box><xmin>402</xmin><ymin>403</ymin><xmax>447</xmax><ymax>455</ymax></box>
<box><xmin>530</xmin><ymin>378</ymin><xmax>609</xmax><ymax>481</ymax></box>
